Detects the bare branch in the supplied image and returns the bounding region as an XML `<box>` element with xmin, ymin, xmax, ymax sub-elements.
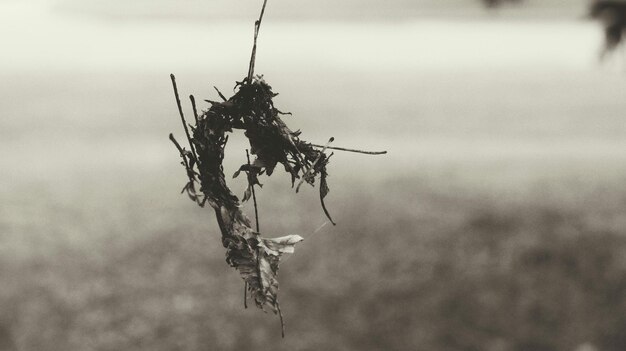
<box><xmin>214</xmin><ymin>86</ymin><xmax>228</xmax><ymax>102</ymax></box>
<box><xmin>189</xmin><ymin>95</ymin><xmax>199</xmax><ymax>125</ymax></box>
<box><xmin>277</xmin><ymin>301</ymin><xmax>285</xmax><ymax>338</ymax></box>
<box><xmin>247</xmin><ymin>0</ymin><xmax>269</xmax><ymax>81</ymax></box>
<box><xmin>310</xmin><ymin>143</ymin><xmax>387</xmax><ymax>155</ymax></box>
<box><xmin>243</xmin><ymin>148</ymin><xmax>261</xmax><ymax>311</ymax></box>
<box><xmin>170</xmin><ymin>74</ymin><xmax>198</xmax><ymax>164</ymax></box>
<box><xmin>246</xmin><ymin>149</ymin><xmax>261</xmax><ymax>233</ymax></box>
<box><xmin>169</xmin><ymin>133</ymin><xmax>187</xmax><ymax>164</ymax></box>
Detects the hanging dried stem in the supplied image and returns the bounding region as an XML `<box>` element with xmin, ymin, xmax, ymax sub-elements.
<box><xmin>243</xmin><ymin>148</ymin><xmax>260</xmax><ymax>311</ymax></box>
<box><xmin>168</xmin><ymin>0</ymin><xmax>386</xmax><ymax>337</ymax></box>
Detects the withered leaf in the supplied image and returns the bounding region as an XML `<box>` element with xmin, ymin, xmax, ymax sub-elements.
<box><xmin>242</xmin><ymin>187</ymin><xmax>252</xmax><ymax>202</ymax></box>
<box><xmin>262</xmin><ymin>235</ymin><xmax>304</xmax><ymax>255</ymax></box>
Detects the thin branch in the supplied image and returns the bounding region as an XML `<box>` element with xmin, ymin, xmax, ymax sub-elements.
<box><xmin>246</xmin><ymin>149</ymin><xmax>260</xmax><ymax>233</ymax></box>
<box><xmin>214</xmin><ymin>86</ymin><xmax>228</xmax><ymax>102</ymax></box>
<box><xmin>189</xmin><ymin>95</ymin><xmax>199</xmax><ymax>125</ymax></box>
<box><xmin>244</xmin><ymin>149</ymin><xmax>260</xmax><ymax>310</ymax></box>
<box><xmin>204</xmin><ymin>99</ymin><xmax>221</xmax><ymax>105</ymax></box>
<box><xmin>247</xmin><ymin>0</ymin><xmax>269</xmax><ymax>81</ymax></box>
<box><xmin>169</xmin><ymin>133</ymin><xmax>198</xmax><ymax>179</ymax></box>
<box><xmin>170</xmin><ymin>74</ymin><xmax>198</xmax><ymax>164</ymax></box>
<box><xmin>277</xmin><ymin>301</ymin><xmax>285</xmax><ymax>338</ymax></box>
<box><xmin>169</xmin><ymin>133</ymin><xmax>189</xmax><ymax>168</ymax></box>
<box><xmin>170</xmin><ymin>133</ymin><xmax>204</xmax><ymax>206</ymax></box>
<box><xmin>310</xmin><ymin>143</ymin><xmax>387</xmax><ymax>155</ymax></box>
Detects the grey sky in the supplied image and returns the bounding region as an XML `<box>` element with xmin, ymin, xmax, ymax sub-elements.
<box><xmin>51</xmin><ymin>0</ymin><xmax>587</xmax><ymax>21</ymax></box>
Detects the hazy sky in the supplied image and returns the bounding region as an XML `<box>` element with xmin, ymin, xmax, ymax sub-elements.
<box><xmin>0</xmin><ymin>0</ymin><xmax>601</xmax><ymax>73</ymax></box>
<box><xmin>48</xmin><ymin>0</ymin><xmax>587</xmax><ymax>21</ymax></box>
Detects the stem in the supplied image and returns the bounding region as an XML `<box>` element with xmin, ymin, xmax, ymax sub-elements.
<box><xmin>214</xmin><ymin>86</ymin><xmax>227</xmax><ymax>102</ymax></box>
<box><xmin>246</xmin><ymin>149</ymin><xmax>260</xmax><ymax>233</ymax></box>
<box><xmin>244</xmin><ymin>282</ymin><xmax>248</xmax><ymax>309</ymax></box>
<box><xmin>189</xmin><ymin>95</ymin><xmax>199</xmax><ymax>125</ymax></box>
<box><xmin>244</xmin><ymin>149</ymin><xmax>260</xmax><ymax>310</ymax></box>
<box><xmin>170</xmin><ymin>74</ymin><xmax>198</xmax><ymax>164</ymax></box>
<box><xmin>277</xmin><ymin>301</ymin><xmax>285</xmax><ymax>338</ymax></box>
<box><xmin>310</xmin><ymin>143</ymin><xmax>387</xmax><ymax>155</ymax></box>
<box><xmin>169</xmin><ymin>133</ymin><xmax>189</xmax><ymax>169</ymax></box>
<box><xmin>320</xmin><ymin>190</ymin><xmax>336</xmax><ymax>226</ymax></box>
<box><xmin>247</xmin><ymin>0</ymin><xmax>269</xmax><ymax>81</ymax></box>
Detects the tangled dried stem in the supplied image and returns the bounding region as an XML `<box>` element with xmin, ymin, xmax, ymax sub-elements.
<box><xmin>169</xmin><ymin>0</ymin><xmax>386</xmax><ymax>337</ymax></box>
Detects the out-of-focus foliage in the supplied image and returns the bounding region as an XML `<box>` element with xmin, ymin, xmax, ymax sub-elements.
<box><xmin>588</xmin><ymin>0</ymin><xmax>626</xmax><ymax>57</ymax></box>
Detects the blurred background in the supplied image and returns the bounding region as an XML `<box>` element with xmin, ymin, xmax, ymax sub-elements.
<box><xmin>2</xmin><ymin>0</ymin><xmax>626</xmax><ymax>350</ymax></box>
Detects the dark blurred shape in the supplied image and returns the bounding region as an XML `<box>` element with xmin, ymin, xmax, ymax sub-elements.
<box><xmin>589</xmin><ymin>0</ymin><xmax>626</xmax><ymax>57</ymax></box>
<box><xmin>481</xmin><ymin>0</ymin><xmax>525</xmax><ymax>9</ymax></box>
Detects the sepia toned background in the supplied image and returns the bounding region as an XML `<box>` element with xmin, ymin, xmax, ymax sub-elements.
<box><xmin>1</xmin><ymin>0</ymin><xmax>626</xmax><ymax>350</ymax></box>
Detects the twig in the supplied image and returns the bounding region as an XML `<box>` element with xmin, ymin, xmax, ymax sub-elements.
<box><xmin>214</xmin><ymin>86</ymin><xmax>227</xmax><ymax>102</ymax></box>
<box><xmin>244</xmin><ymin>149</ymin><xmax>261</xmax><ymax>310</ymax></box>
<box><xmin>169</xmin><ymin>133</ymin><xmax>189</xmax><ymax>168</ymax></box>
<box><xmin>247</xmin><ymin>0</ymin><xmax>269</xmax><ymax>81</ymax></box>
<box><xmin>189</xmin><ymin>95</ymin><xmax>199</xmax><ymax>125</ymax></box>
<box><xmin>169</xmin><ymin>133</ymin><xmax>196</xmax><ymax>178</ymax></box>
<box><xmin>170</xmin><ymin>74</ymin><xmax>198</xmax><ymax>164</ymax></box>
<box><xmin>246</xmin><ymin>149</ymin><xmax>260</xmax><ymax>233</ymax></box>
<box><xmin>277</xmin><ymin>301</ymin><xmax>285</xmax><ymax>338</ymax></box>
<box><xmin>310</xmin><ymin>143</ymin><xmax>387</xmax><ymax>155</ymax></box>
<box><xmin>170</xmin><ymin>133</ymin><xmax>204</xmax><ymax>206</ymax></box>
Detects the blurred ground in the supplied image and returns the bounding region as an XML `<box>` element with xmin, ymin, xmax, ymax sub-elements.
<box><xmin>2</xmin><ymin>1</ymin><xmax>626</xmax><ymax>351</ymax></box>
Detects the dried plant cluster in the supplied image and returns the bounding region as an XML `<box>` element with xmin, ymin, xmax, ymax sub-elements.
<box><xmin>169</xmin><ymin>73</ymin><xmax>335</xmax><ymax>331</ymax></box>
<box><xmin>168</xmin><ymin>0</ymin><xmax>384</xmax><ymax>336</ymax></box>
